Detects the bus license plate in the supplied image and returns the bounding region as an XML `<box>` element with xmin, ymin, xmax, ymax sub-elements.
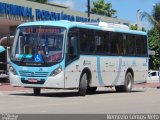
<box><xmin>28</xmin><ymin>78</ymin><xmax>38</xmax><ymax>83</ymax></box>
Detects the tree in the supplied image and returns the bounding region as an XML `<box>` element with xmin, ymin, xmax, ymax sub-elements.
<box><xmin>141</xmin><ymin>3</ymin><xmax>160</xmax><ymax>70</ymax></box>
<box><xmin>130</xmin><ymin>24</ymin><xmax>138</xmax><ymax>30</ymax></box>
<box><xmin>28</xmin><ymin>0</ymin><xmax>48</xmax><ymax>3</ymax></box>
<box><xmin>148</xmin><ymin>27</ymin><xmax>160</xmax><ymax>70</ymax></box>
<box><xmin>91</xmin><ymin>0</ymin><xmax>117</xmax><ymax>17</ymax></box>
<box><xmin>130</xmin><ymin>24</ymin><xmax>146</xmax><ymax>31</ymax></box>
<box><xmin>141</xmin><ymin>3</ymin><xmax>160</xmax><ymax>32</ymax></box>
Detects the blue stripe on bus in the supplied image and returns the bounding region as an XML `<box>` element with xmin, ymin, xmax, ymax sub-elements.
<box><xmin>97</xmin><ymin>57</ymin><xmax>105</xmax><ymax>86</ymax></box>
<box><xmin>111</xmin><ymin>58</ymin><xmax>122</xmax><ymax>85</ymax></box>
<box><xmin>114</xmin><ymin>28</ymin><xmax>147</xmax><ymax>35</ymax></box>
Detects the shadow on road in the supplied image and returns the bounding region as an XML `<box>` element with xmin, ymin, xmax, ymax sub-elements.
<box><xmin>9</xmin><ymin>89</ymin><xmax>144</xmax><ymax>98</ymax></box>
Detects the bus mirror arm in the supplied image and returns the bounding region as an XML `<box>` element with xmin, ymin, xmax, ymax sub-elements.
<box><xmin>6</xmin><ymin>34</ymin><xmax>10</xmax><ymax>46</ymax></box>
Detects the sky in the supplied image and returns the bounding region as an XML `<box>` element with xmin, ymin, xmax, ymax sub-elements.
<box><xmin>48</xmin><ymin>0</ymin><xmax>160</xmax><ymax>29</ymax></box>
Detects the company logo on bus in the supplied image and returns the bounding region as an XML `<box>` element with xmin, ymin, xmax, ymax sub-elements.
<box><xmin>83</xmin><ymin>60</ymin><xmax>91</xmax><ymax>66</ymax></box>
<box><xmin>39</xmin><ymin>68</ymin><xmax>43</xmax><ymax>71</ymax></box>
<box><xmin>31</xmin><ymin>72</ymin><xmax>35</xmax><ymax>76</ymax></box>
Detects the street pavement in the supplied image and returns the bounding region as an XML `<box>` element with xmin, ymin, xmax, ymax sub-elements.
<box><xmin>0</xmin><ymin>83</ymin><xmax>160</xmax><ymax>114</ymax></box>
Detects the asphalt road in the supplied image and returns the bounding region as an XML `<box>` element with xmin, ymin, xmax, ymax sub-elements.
<box><xmin>0</xmin><ymin>87</ymin><xmax>160</xmax><ymax>114</ymax></box>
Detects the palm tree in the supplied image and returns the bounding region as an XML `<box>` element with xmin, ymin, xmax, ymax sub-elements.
<box><xmin>140</xmin><ymin>3</ymin><xmax>160</xmax><ymax>32</ymax></box>
<box><xmin>91</xmin><ymin>0</ymin><xmax>117</xmax><ymax>17</ymax></box>
<box><xmin>28</xmin><ymin>0</ymin><xmax>48</xmax><ymax>3</ymax></box>
<box><xmin>141</xmin><ymin>3</ymin><xmax>160</xmax><ymax>69</ymax></box>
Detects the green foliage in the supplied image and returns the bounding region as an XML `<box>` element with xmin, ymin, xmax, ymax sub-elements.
<box><xmin>141</xmin><ymin>3</ymin><xmax>160</xmax><ymax>32</ymax></box>
<box><xmin>141</xmin><ymin>3</ymin><xmax>160</xmax><ymax>69</ymax></box>
<box><xmin>130</xmin><ymin>24</ymin><xmax>138</xmax><ymax>30</ymax></box>
<box><xmin>91</xmin><ymin>0</ymin><xmax>117</xmax><ymax>17</ymax></box>
<box><xmin>148</xmin><ymin>27</ymin><xmax>160</xmax><ymax>70</ymax></box>
<box><xmin>130</xmin><ymin>24</ymin><xmax>146</xmax><ymax>31</ymax></box>
<box><xmin>28</xmin><ymin>0</ymin><xmax>48</xmax><ymax>3</ymax></box>
<box><xmin>152</xmin><ymin>3</ymin><xmax>160</xmax><ymax>25</ymax></box>
<box><xmin>141</xmin><ymin>27</ymin><xmax>146</xmax><ymax>32</ymax></box>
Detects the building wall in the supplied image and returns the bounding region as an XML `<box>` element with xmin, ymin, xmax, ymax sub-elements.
<box><xmin>0</xmin><ymin>26</ymin><xmax>9</xmax><ymax>37</ymax></box>
<box><xmin>0</xmin><ymin>0</ymin><xmax>130</xmax><ymax>37</ymax></box>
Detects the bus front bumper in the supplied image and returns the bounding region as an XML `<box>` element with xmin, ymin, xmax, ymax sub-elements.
<box><xmin>9</xmin><ymin>72</ymin><xmax>65</xmax><ymax>89</ymax></box>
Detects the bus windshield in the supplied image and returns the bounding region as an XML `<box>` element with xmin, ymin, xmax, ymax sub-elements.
<box><xmin>11</xmin><ymin>26</ymin><xmax>66</xmax><ymax>66</ymax></box>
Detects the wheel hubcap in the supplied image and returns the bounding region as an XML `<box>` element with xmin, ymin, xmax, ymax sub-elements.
<box><xmin>127</xmin><ymin>75</ymin><xmax>132</xmax><ymax>89</ymax></box>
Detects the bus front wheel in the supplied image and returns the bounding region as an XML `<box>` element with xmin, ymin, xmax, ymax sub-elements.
<box><xmin>115</xmin><ymin>72</ymin><xmax>133</xmax><ymax>92</ymax></box>
<box><xmin>78</xmin><ymin>73</ymin><xmax>87</xmax><ymax>96</ymax></box>
<box><xmin>33</xmin><ymin>88</ymin><xmax>41</xmax><ymax>95</ymax></box>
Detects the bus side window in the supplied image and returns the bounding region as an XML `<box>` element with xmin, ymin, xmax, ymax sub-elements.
<box><xmin>66</xmin><ymin>30</ymin><xmax>79</xmax><ymax>65</ymax></box>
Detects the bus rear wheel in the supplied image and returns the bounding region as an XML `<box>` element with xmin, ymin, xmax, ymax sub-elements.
<box><xmin>78</xmin><ymin>73</ymin><xmax>87</xmax><ymax>96</ymax></box>
<box><xmin>33</xmin><ymin>88</ymin><xmax>41</xmax><ymax>95</ymax></box>
<box><xmin>115</xmin><ymin>72</ymin><xmax>133</xmax><ymax>92</ymax></box>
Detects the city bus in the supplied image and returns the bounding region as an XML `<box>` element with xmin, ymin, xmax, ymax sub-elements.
<box><xmin>9</xmin><ymin>21</ymin><xmax>148</xmax><ymax>96</ymax></box>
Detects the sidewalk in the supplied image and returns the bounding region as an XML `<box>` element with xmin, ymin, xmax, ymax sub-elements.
<box><xmin>0</xmin><ymin>83</ymin><xmax>31</xmax><ymax>91</ymax></box>
<box><xmin>134</xmin><ymin>82</ymin><xmax>160</xmax><ymax>88</ymax></box>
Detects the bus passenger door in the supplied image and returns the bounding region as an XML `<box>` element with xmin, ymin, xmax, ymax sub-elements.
<box><xmin>65</xmin><ymin>29</ymin><xmax>80</xmax><ymax>88</ymax></box>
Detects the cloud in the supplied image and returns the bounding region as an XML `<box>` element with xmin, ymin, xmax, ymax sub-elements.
<box><xmin>49</xmin><ymin>0</ymin><xmax>75</xmax><ymax>9</ymax></box>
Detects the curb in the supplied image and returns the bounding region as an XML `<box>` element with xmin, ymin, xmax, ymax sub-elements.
<box><xmin>0</xmin><ymin>83</ymin><xmax>10</xmax><ymax>86</ymax></box>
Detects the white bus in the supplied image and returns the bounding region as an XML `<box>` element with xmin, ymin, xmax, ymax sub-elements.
<box><xmin>9</xmin><ymin>21</ymin><xmax>148</xmax><ymax>96</ymax></box>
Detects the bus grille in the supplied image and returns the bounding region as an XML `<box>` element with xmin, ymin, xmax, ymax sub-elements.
<box><xmin>19</xmin><ymin>71</ymin><xmax>49</xmax><ymax>77</ymax></box>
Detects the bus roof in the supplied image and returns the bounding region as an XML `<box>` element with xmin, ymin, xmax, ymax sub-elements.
<box><xmin>19</xmin><ymin>21</ymin><xmax>147</xmax><ymax>36</ymax></box>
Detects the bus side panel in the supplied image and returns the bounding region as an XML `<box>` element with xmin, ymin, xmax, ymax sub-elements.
<box><xmin>100</xmin><ymin>57</ymin><xmax>148</xmax><ymax>86</ymax></box>
<box><xmin>133</xmin><ymin>58</ymin><xmax>148</xmax><ymax>84</ymax></box>
<box><xmin>100</xmin><ymin>57</ymin><xmax>123</xmax><ymax>86</ymax></box>
<box><xmin>64</xmin><ymin>56</ymin><xmax>148</xmax><ymax>88</ymax></box>
<box><xmin>65</xmin><ymin>56</ymin><xmax>98</xmax><ymax>88</ymax></box>
<box><xmin>81</xmin><ymin>56</ymin><xmax>99</xmax><ymax>87</ymax></box>
<box><xmin>64</xmin><ymin>60</ymin><xmax>81</xmax><ymax>88</ymax></box>
<box><xmin>119</xmin><ymin>57</ymin><xmax>148</xmax><ymax>85</ymax></box>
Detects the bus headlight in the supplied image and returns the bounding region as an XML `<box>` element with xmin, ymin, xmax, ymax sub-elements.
<box><xmin>50</xmin><ymin>66</ymin><xmax>62</xmax><ymax>76</ymax></box>
<box><xmin>9</xmin><ymin>66</ymin><xmax>17</xmax><ymax>75</ymax></box>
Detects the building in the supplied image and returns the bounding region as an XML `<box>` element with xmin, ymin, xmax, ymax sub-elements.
<box><xmin>0</xmin><ymin>0</ymin><xmax>130</xmax><ymax>37</ymax></box>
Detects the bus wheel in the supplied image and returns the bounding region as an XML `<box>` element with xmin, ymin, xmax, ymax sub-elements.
<box><xmin>86</xmin><ymin>87</ymin><xmax>97</xmax><ymax>94</ymax></box>
<box><xmin>115</xmin><ymin>72</ymin><xmax>133</xmax><ymax>92</ymax></box>
<box><xmin>78</xmin><ymin>73</ymin><xmax>87</xmax><ymax>96</ymax></box>
<box><xmin>33</xmin><ymin>88</ymin><xmax>41</xmax><ymax>95</ymax></box>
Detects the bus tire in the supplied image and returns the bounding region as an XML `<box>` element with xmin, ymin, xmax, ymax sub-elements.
<box><xmin>86</xmin><ymin>87</ymin><xmax>97</xmax><ymax>94</ymax></box>
<box><xmin>115</xmin><ymin>72</ymin><xmax>133</xmax><ymax>92</ymax></box>
<box><xmin>33</xmin><ymin>88</ymin><xmax>41</xmax><ymax>95</ymax></box>
<box><xmin>78</xmin><ymin>73</ymin><xmax>87</xmax><ymax>96</ymax></box>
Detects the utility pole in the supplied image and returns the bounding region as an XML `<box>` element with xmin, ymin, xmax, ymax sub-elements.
<box><xmin>87</xmin><ymin>0</ymin><xmax>90</xmax><ymax>21</ymax></box>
